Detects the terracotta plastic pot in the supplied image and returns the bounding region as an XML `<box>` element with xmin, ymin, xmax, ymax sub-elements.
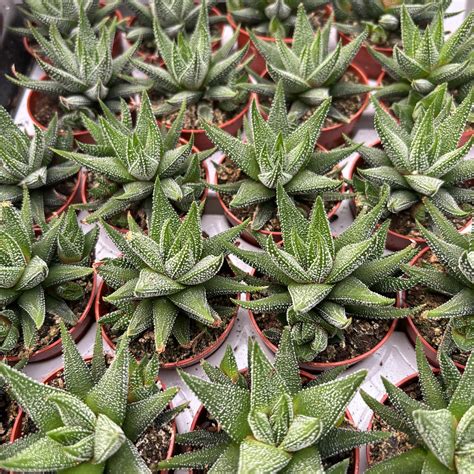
<box><xmin>209</xmin><ymin>149</ymin><xmax>345</xmax><ymax>246</ymax></box>
<box><xmin>346</xmin><ymin>148</ymin><xmax>473</xmax><ymax>251</ymax></box>
<box><xmin>94</xmin><ymin>264</ymin><xmax>245</xmax><ymax>368</ymax></box>
<box><xmin>338</xmin><ymin>31</ymin><xmax>392</xmax><ymax>80</ymax></box>
<box><xmin>188</xmin><ymin>369</ymin><xmax>360</xmax><ymax>474</ymax></box>
<box><xmin>248</xmin><ymin>306</ymin><xmax>397</xmax><ymax>371</ymax></box>
<box><xmin>10</xmin><ymin>356</ymin><xmax>177</xmax><ymax>467</ymax></box>
<box><xmin>80</xmin><ymin>142</ymin><xmax>208</xmax><ymax>234</ymax></box>
<box><xmin>399</xmin><ymin>247</ymin><xmax>466</xmax><ymax>370</ymax></box>
<box><xmin>460</xmin><ymin>127</ymin><xmax>474</xmax><ymax>147</ymax></box>
<box><xmin>227</xmin><ymin>6</ymin><xmax>332</xmax><ymax>75</ymax></box>
<box><xmin>4</xmin><ymin>272</ymin><xmax>97</xmax><ymax>365</ymax></box>
<box><xmin>255</xmin><ymin>64</ymin><xmax>370</xmax><ymax>148</ymax></box>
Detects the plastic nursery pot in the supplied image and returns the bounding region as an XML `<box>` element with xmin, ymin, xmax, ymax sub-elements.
<box><xmin>227</xmin><ymin>5</ymin><xmax>333</xmax><ymax>75</ymax></box>
<box><xmin>247</xmin><ymin>307</ymin><xmax>398</xmax><ymax>372</ymax></box>
<box><xmin>338</xmin><ymin>30</ymin><xmax>392</xmax><ymax>80</ymax></box>
<box><xmin>3</xmin><ymin>272</ymin><xmax>97</xmax><ymax>365</ymax></box>
<box><xmin>80</xmin><ymin>142</ymin><xmax>208</xmax><ymax>234</ymax></box>
<box><xmin>346</xmin><ymin>146</ymin><xmax>473</xmax><ymax>251</ymax></box>
<box><xmin>9</xmin><ymin>356</ymin><xmax>177</xmax><ymax>468</ymax></box>
<box><xmin>188</xmin><ymin>370</ymin><xmax>360</xmax><ymax>474</ymax></box>
<box><xmin>399</xmin><ymin>247</ymin><xmax>466</xmax><ymax>370</ymax></box>
<box><xmin>94</xmin><ymin>268</ymin><xmax>246</xmax><ymax>369</ymax></box>
<box><xmin>209</xmin><ymin>150</ymin><xmax>345</xmax><ymax>247</ymax></box>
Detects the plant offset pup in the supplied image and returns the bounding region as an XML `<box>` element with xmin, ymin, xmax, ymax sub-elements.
<box><xmin>243</xmin><ymin>6</ymin><xmax>373</xmax><ymax>122</ymax></box>
<box><xmin>54</xmin><ymin>92</ymin><xmax>212</xmax><ymax>227</ymax></box>
<box><xmin>0</xmin><ymin>107</ymin><xmax>79</xmax><ymax>224</ymax></box>
<box><xmin>96</xmin><ymin>178</ymin><xmax>263</xmax><ymax>358</ymax></box>
<box><xmin>204</xmin><ymin>82</ymin><xmax>358</xmax><ymax>232</ymax></box>
<box><xmin>363</xmin><ymin>339</ymin><xmax>474</xmax><ymax>473</ymax></box>
<box><xmin>133</xmin><ymin>2</ymin><xmax>250</xmax><ymax>120</ymax></box>
<box><xmin>403</xmin><ymin>202</ymin><xmax>474</xmax><ymax>353</ymax></box>
<box><xmin>352</xmin><ymin>93</ymin><xmax>473</xmax><ymax>224</ymax></box>
<box><xmin>227</xmin><ymin>0</ymin><xmax>329</xmax><ymax>37</ymax></box>
<box><xmin>231</xmin><ymin>185</ymin><xmax>419</xmax><ymax>362</ymax></box>
<box><xmin>8</xmin><ymin>10</ymin><xmax>148</xmax><ymax>128</ymax></box>
<box><xmin>0</xmin><ymin>195</ymin><xmax>95</xmax><ymax>354</ymax></box>
<box><xmin>159</xmin><ymin>329</ymin><xmax>388</xmax><ymax>472</ymax></box>
<box><xmin>0</xmin><ymin>325</ymin><xmax>185</xmax><ymax>473</ymax></box>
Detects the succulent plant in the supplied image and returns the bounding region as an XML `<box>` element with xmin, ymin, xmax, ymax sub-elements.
<box><xmin>7</xmin><ymin>10</ymin><xmax>149</xmax><ymax>128</ymax></box>
<box><xmin>0</xmin><ymin>106</ymin><xmax>79</xmax><ymax>225</ymax></box>
<box><xmin>351</xmin><ymin>92</ymin><xmax>473</xmax><ymax>223</ymax></box>
<box><xmin>230</xmin><ymin>185</ymin><xmax>420</xmax><ymax>362</ymax></box>
<box><xmin>227</xmin><ymin>0</ymin><xmax>329</xmax><ymax>38</ymax></box>
<box><xmin>96</xmin><ymin>178</ymin><xmax>264</xmax><ymax>357</ymax></box>
<box><xmin>332</xmin><ymin>0</ymin><xmax>451</xmax><ymax>46</ymax></box>
<box><xmin>402</xmin><ymin>201</ymin><xmax>474</xmax><ymax>353</ymax></box>
<box><xmin>132</xmin><ymin>2</ymin><xmax>250</xmax><ymax>119</ymax></box>
<box><xmin>243</xmin><ymin>6</ymin><xmax>374</xmax><ymax>123</ymax></box>
<box><xmin>54</xmin><ymin>92</ymin><xmax>213</xmax><ymax>227</ymax></box>
<box><xmin>363</xmin><ymin>339</ymin><xmax>474</xmax><ymax>473</ymax></box>
<box><xmin>204</xmin><ymin>81</ymin><xmax>358</xmax><ymax>231</ymax></box>
<box><xmin>0</xmin><ymin>193</ymin><xmax>95</xmax><ymax>353</ymax></box>
<box><xmin>11</xmin><ymin>0</ymin><xmax>120</xmax><ymax>39</ymax></box>
<box><xmin>0</xmin><ymin>323</ymin><xmax>186</xmax><ymax>472</ymax></box>
<box><xmin>123</xmin><ymin>0</ymin><xmax>224</xmax><ymax>42</ymax></box>
<box><xmin>159</xmin><ymin>329</ymin><xmax>388</xmax><ymax>472</ymax></box>
<box><xmin>371</xmin><ymin>6</ymin><xmax>474</xmax><ymax>120</ymax></box>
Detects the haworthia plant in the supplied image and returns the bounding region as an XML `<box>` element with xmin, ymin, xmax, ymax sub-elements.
<box><xmin>242</xmin><ymin>6</ymin><xmax>374</xmax><ymax>122</ymax></box>
<box><xmin>227</xmin><ymin>0</ymin><xmax>330</xmax><ymax>37</ymax></box>
<box><xmin>230</xmin><ymin>185</ymin><xmax>420</xmax><ymax>362</ymax></box>
<box><xmin>402</xmin><ymin>202</ymin><xmax>474</xmax><ymax>353</ymax></box>
<box><xmin>332</xmin><ymin>0</ymin><xmax>451</xmax><ymax>46</ymax></box>
<box><xmin>132</xmin><ymin>2</ymin><xmax>250</xmax><ymax>119</ymax></box>
<box><xmin>363</xmin><ymin>339</ymin><xmax>474</xmax><ymax>473</ymax></box>
<box><xmin>371</xmin><ymin>6</ymin><xmax>474</xmax><ymax>122</ymax></box>
<box><xmin>204</xmin><ymin>81</ymin><xmax>357</xmax><ymax>231</ymax></box>
<box><xmin>0</xmin><ymin>324</ymin><xmax>186</xmax><ymax>473</ymax></box>
<box><xmin>159</xmin><ymin>329</ymin><xmax>389</xmax><ymax>472</ymax></box>
<box><xmin>11</xmin><ymin>0</ymin><xmax>120</xmax><ymax>39</ymax></box>
<box><xmin>351</xmin><ymin>92</ymin><xmax>473</xmax><ymax>222</ymax></box>
<box><xmin>123</xmin><ymin>0</ymin><xmax>224</xmax><ymax>41</ymax></box>
<box><xmin>8</xmin><ymin>9</ymin><xmax>149</xmax><ymax>128</ymax></box>
<box><xmin>0</xmin><ymin>107</ymin><xmax>79</xmax><ymax>225</ymax></box>
<box><xmin>54</xmin><ymin>92</ymin><xmax>213</xmax><ymax>228</ymax></box>
<box><xmin>96</xmin><ymin>178</ymin><xmax>264</xmax><ymax>357</ymax></box>
<box><xmin>0</xmin><ymin>194</ymin><xmax>96</xmax><ymax>354</ymax></box>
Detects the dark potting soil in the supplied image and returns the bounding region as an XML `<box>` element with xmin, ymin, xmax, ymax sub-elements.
<box><xmin>405</xmin><ymin>250</ymin><xmax>470</xmax><ymax>366</ymax></box>
<box><xmin>44</xmin><ymin>173</ymin><xmax>79</xmax><ymax>218</ymax></box>
<box><xmin>253</xmin><ymin>311</ymin><xmax>392</xmax><ymax>363</ymax></box>
<box><xmin>216</xmin><ymin>157</ymin><xmax>341</xmax><ymax>233</ymax></box>
<box><xmin>309</xmin><ymin>6</ymin><xmax>331</xmax><ymax>31</ymax></box>
<box><xmin>2</xmin><ymin>278</ymin><xmax>93</xmax><ymax>360</ymax></box>
<box><xmin>368</xmin><ymin>380</ymin><xmax>420</xmax><ymax>467</ymax></box>
<box><xmin>0</xmin><ymin>391</ymin><xmax>20</xmax><ymax>447</ymax></box>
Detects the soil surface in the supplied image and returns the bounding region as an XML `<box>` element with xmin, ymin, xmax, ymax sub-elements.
<box><xmin>0</xmin><ymin>391</ymin><xmax>20</xmax><ymax>449</ymax></box>
<box><xmin>405</xmin><ymin>250</ymin><xmax>469</xmax><ymax>366</ymax></box>
<box><xmin>44</xmin><ymin>173</ymin><xmax>79</xmax><ymax>218</ymax></box>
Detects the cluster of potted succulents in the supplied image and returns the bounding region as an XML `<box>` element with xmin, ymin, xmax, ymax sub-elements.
<box><xmin>0</xmin><ymin>0</ymin><xmax>473</xmax><ymax>472</ymax></box>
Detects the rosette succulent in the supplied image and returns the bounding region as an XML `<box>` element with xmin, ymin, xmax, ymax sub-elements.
<box><xmin>230</xmin><ymin>185</ymin><xmax>420</xmax><ymax>362</ymax></box>
<box><xmin>371</xmin><ymin>6</ymin><xmax>474</xmax><ymax>120</ymax></box>
<box><xmin>352</xmin><ymin>93</ymin><xmax>473</xmax><ymax>223</ymax></box>
<box><xmin>363</xmin><ymin>339</ymin><xmax>474</xmax><ymax>473</ymax></box>
<box><xmin>204</xmin><ymin>81</ymin><xmax>358</xmax><ymax>232</ymax></box>
<box><xmin>227</xmin><ymin>0</ymin><xmax>329</xmax><ymax>38</ymax></box>
<box><xmin>0</xmin><ymin>194</ymin><xmax>95</xmax><ymax>354</ymax></box>
<box><xmin>333</xmin><ymin>0</ymin><xmax>451</xmax><ymax>46</ymax></box>
<box><xmin>123</xmin><ymin>0</ymin><xmax>224</xmax><ymax>42</ymax></box>
<box><xmin>132</xmin><ymin>2</ymin><xmax>250</xmax><ymax>119</ymax></box>
<box><xmin>243</xmin><ymin>6</ymin><xmax>374</xmax><ymax>122</ymax></box>
<box><xmin>8</xmin><ymin>10</ymin><xmax>149</xmax><ymax>127</ymax></box>
<box><xmin>0</xmin><ymin>324</ymin><xmax>186</xmax><ymax>473</ymax></box>
<box><xmin>0</xmin><ymin>106</ymin><xmax>79</xmax><ymax>225</ymax></box>
<box><xmin>54</xmin><ymin>92</ymin><xmax>213</xmax><ymax>227</ymax></box>
<box><xmin>402</xmin><ymin>202</ymin><xmax>474</xmax><ymax>352</ymax></box>
<box><xmin>96</xmin><ymin>178</ymin><xmax>264</xmax><ymax>357</ymax></box>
